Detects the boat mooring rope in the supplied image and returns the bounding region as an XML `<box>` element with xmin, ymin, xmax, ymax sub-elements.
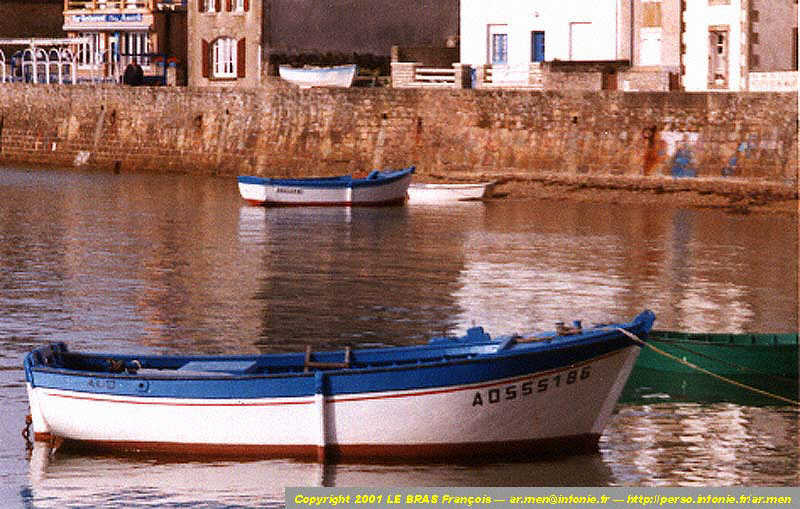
<box><xmin>617</xmin><ymin>328</ymin><xmax>800</xmax><ymax>408</ymax></box>
<box><xmin>649</xmin><ymin>337</ymin><xmax>796</xmax><ymax>383</ymax></box>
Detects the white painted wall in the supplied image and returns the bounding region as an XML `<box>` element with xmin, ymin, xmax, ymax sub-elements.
<box><xmin>460</xmin><ymin>0</ymin><xmax>631</xmax><ymax>67</ymax></box>
<box><xmin>682</xmin><ymin>0</ymin><xmax>747</xmax><ymax>91</ymax></box>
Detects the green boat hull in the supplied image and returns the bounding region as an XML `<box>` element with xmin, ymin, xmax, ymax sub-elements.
<box><xmin>621</xmin><ymin>330</ymin><xmax>798</xmax><ymax>406</ymax></box>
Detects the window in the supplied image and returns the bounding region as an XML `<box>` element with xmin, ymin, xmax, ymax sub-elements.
<box><xmin>708</xmin><ymin>28</ymin><xmax>729</xmax><ymax>88</ymax></box>
<box><xmin>203</xmin><ymin>37</ymin><xmax>245</xmax><ymax>80</ymax></box>
<box><xmin>202</xmin><ymin>0</ymin><xmax>219</xmax><ymax>12</ymax></box>
<box><xmin>121</xmin><ymin>32</ymin><xmax>150</xmax><ymax>64</ymax></box>
<box><xmin>212</xmin><ymin>37</ymin><xmax>237</xmax><ymax>78</ymax></box>
<box><xmin>488</xmin><ymin>25</ymin><xmax>508</xmax><ymax>65</ymax></box>
<box><xmin>233</xmin><ymin>0</ymin><xmax>245</xmax><ymax>11</ymax></box>
<box><xmin>77</xmin><ymin>32</ymin><xmax>103</xmax><ymax>67</ymax></box>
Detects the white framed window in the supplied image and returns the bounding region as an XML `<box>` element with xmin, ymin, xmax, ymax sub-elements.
<box><xmin>488</xmin><ymin>25</ymin><xmax>508</xmax><ymax>65</ymax></box>
<box><xmin>121</xmin><ymin>31</ymin><xmax>151</xmax><ymax>63</ymax></box>
<box><xmin>234</xmin><ymin>0</ymin><xmax>245</xmax><ymax>11</ymax></box>
<box><xmin>212</xmin><ymin>37</ymin><xmax>237</xmax><ymax>78</ymax></box>
<box><xmin>204</xmin><ymin>0</ymin><xmax>216</xmax><ymax>12</ymax></box>
<box><xmin>77</xmin><ymin>32</ymin><xmax>104</xmax><ymax>67</ymax></box>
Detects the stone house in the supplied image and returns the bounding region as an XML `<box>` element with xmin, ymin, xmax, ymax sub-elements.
<box><xmin>188</xmin><ymin>0</ymin><xmax>263</xmax><ymax>87</ymax></box>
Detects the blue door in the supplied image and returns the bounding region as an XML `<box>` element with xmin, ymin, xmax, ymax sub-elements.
<box><xmin>532</xmin><ymin>31</ymin><xmax>545</xmax><ymax>62</ymax></box>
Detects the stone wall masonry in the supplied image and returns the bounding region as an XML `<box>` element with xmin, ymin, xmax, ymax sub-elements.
<box><xmin>0</xmin><ymin>84</ymin><xmax>796</xmax><ymax>193</ymax></box>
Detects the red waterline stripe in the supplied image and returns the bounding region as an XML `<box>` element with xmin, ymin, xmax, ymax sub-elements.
<box><xmin>254</xmin><ymin>196</ymin><xmax>407</xmax><ymax>207</ymax></box>
<box><xmin>41</xmin><ymin>349</ymin><xmax>625</xmax><ymax>407</ymax></box>
<box><xmin>41</xmin><ymin>434</ymin><xmax>602</xmax><ymax>461</ymax></box>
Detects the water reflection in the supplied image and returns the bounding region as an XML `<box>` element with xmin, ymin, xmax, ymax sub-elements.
<box><xmin>28</xmin><ymin>443</ymin><xmax>317</xmax><ymax>508</ymax></box>
<box><xmin>603</xmin><ymin>404</ymin><xmax>799</xmax><ymax>486</ymax></box>
<box><xmin>27</xmin><ymin>442</ymin><xmax>615</xmax><ymax>508</ymax></box>
<box><xmin>245</xmin><ymin>205</ymin><xmax>486</xmax><ymax>350</ymax></box>
<box><xmin>452</xmin><ymin>202</ymin><xmax>797</xmax><ymax>334</ymax></box>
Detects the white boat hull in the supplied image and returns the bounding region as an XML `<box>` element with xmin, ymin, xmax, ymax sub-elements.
<box><xmin>27</xmin><ymin>346</ymin><xmax>639</xmax><ymax>459</ymax></box>
<box><xmin>278</xmin><ymin>64</ymin><xmax>356</xmax><ymax>88</ymax></box>
<box><xmin>407</xmin><ymin>182</ymin><xmax>495</xmax><ymax>204</ymax></box>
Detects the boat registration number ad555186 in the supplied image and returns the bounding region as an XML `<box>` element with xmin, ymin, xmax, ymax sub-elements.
<box><xmin>472</xmin><ymin>365</ymin><xmax>592</xmax><ymax>406</ymax></box>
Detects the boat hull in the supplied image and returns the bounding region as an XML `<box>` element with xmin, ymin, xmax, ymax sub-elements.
<box><xmin>620</xmin><ymin>331</ymin><xmax>798</xmax><ymax>405</ymax></box>
<box><xmin>26</xmin><ymin>346</ymin><xmax>639</xmax><ymax>460</ymax></box>
<box><xmin>279</xmin><ymin>64</ymin><xmax>356</xmax><ymax>88</ymax></box>
<box><xmin>407</xmin><ymin>182</ymin><xmax>496</xmax><ymax>204</ymax></box>
<box><xmin>237</xmin><ymin>167</ymin><xmax>413</xmax><ymax>207</ymax></box>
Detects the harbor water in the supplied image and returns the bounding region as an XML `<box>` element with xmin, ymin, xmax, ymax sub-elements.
<box><xmin>0</xmin><ymin>167</ymin><xmax>797</xmax><ymax>507</ymax></box>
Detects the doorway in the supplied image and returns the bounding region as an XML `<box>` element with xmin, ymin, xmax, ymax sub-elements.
<box><xmin>531</xmin><ymin>31</ymin><xmax>545</xmax><ymax>62</ymax></box>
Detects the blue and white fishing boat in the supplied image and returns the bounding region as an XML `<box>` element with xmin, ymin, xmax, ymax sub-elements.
<box><xmin>237</xmin><ymin>166</ymin><xmax>414</xmax><ymax>207</ymax></box>
<box><xmin>278</xmin><ymin>64</ymin><xmax>357</xmax><ymax>88</ymax></box>
<box><xmin>24</xmin><ymin>310</ymin><xmax>655</xmax><ymax>461</ymax></box>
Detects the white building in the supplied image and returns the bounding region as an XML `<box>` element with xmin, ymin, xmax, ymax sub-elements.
<box><xmin>682</xmin><ymin>0</ymin><xmax>750</xmax><ymax>91</ymax></box>
<box><xmin>460</xmin><ymin>0</ymin><xmax>632</xmax><ymax>84</ymax></box>
<box><xmin>683</xmin><ymin>0</ymin><xmax>798</xmax><ymax>92</ymax></box>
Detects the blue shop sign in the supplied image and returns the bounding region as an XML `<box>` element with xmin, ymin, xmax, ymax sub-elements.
<box><xmin>72</xmin><ymin>13</ymin><xmax>144</xmax><ymax>23</ymax></box>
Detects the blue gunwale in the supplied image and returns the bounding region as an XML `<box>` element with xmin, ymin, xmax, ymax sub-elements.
<box><xmin>25</xmin><ymin>311</ymin><xmax>655</xmax><ymax>400</ymax></box>
<box><xmin>237</xmin><ymin>166</ymin><xmax>415</xmax><ymax>189</ymax></box>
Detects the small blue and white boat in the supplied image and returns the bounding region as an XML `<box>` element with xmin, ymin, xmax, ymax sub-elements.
<box><xmin>237</xmin><ymin>166</ymin><xmax>414</xmax><ymax>207</ymax></box>
<box><xmin>24</xmin><ymin>310</ymin><xmax>655</xmax><ymax>461</ymax></box>
<box><xmin>278</xmin><ymin>64</ymin><xmax>357</xmax><ymax>88</ymax></box>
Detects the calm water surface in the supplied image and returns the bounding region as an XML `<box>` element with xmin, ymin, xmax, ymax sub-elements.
<box><xmin>0</xmin><ymin>167</ymin><xmax>797</xmax><ymax>507</ymax></box>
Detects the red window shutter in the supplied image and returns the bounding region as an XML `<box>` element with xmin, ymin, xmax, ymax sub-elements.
<box><xmin>202</xmin><ymin>39</ymin><xmax>210</xmax><ymax>78</ymax></box>
<box><xmin>215</xmin><ymin>0</ymin><xmax>221</xmax><ymax>12</ymax></box>
<box><xmin>198</xmin><ymin>0</ymin><xmax>203</xmax><ymax>12</ymax></box>
<box><xmin>226</xmin><ymin>0</ymin><xmax>232</xmax><ymax>11</ymax></box>
<box><xmin>237</xmin><ymin>38</ymin><xmax>246</xmax><ymax>78</ymax></box>
<box><xmin>244</xmin><ymin>0</ymin><xmax>249</xmax><ymax>11</ymax></box>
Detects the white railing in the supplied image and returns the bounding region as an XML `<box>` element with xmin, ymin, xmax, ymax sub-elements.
<box><xmin>479</xmin><ymin>64</ymin><xmax>544</xmax><ymax>89</ymax></box>
<box><xmin>391</xmin><ymin>62</ymin><xmax>468</xmax><ymax>88</ymax></box>
<box><xmin>413</xmin><ymin>67</ymin><xmax>455</xmax><ymax>86</ymax></box>
<box><xmin>2</xmin><ymin>48</ymin><xmax>79</xmax><ymax>84</ymax></box>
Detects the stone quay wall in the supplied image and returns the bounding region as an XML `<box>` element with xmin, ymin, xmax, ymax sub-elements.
<box><xmin>0</xmin><ymin>83</ymin><xmax>796</xmax><ymax>191</ymax></box>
